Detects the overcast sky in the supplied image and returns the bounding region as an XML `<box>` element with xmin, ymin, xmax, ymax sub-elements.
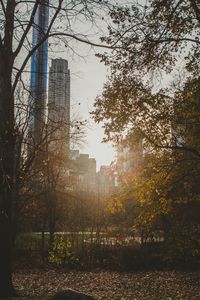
<box><xmin>48</xmin><ymin>46</ymin><xmax>115</xmax><ymax>171</ymax></box>
<box><xmin>20</xmin><ymin>1</ymin><xmax>123</xmax><ymax>171</ymax></box>
<box><xmin>70</xmin><ymin>51</ymin><xmax>115</xmax><ymax>171</ymax></box>
<box><xmin>36</xmin><ymin>0</ymin><xmax>186</xmax><ymax>171</ymax></box>
<box><xmin>47</xmin><ymin>10</ymin><xmax>117</xmax><ymax>171</ymax></box>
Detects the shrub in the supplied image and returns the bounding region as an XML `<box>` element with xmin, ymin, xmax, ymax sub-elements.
<box><xmin>48</xmin><ymin>236</ymin><xmax>81</xmax><ymax>268</ymax></box>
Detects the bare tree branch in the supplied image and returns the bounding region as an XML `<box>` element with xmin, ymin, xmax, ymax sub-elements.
<box><xmin>0</xmin><ymin>0</ymin><xmax>6</xmax><ymax>16</ymax></box>
<box><xmin>14</xmin><ymin>0</ymin><xmax>40</xmax><ymax>58</ymax></box>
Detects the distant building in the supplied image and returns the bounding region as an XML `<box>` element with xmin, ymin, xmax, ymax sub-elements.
<box><xmin>48</xmin><ymin>58</ymin><xmax>70</xmax><ymax>149</ymax></box>
<box><xmin>70</xmin><ymin>150</ymin><xmax>80</xmax><ymax>161</ymax></box>
<box><xmin>67</xmin><ymin>150</ymin><xmax>117</xmax><ymax>201</ymax></box>
<box><xmin>29</xmin><ymin>0</ymin><xmax>49</xmax><ymax>141</ymax></box>
<box><xmin>97</xmin><ymin>165</ymin><xmax>116</xmax><ymax>197</ymax></box>
<box><xmin>67</xmin><ymin>151</ymin><xmax>97</xmax><ymax>192</ymax></box>
<box><xmin>116</xmin><ymin>138</ymin><xmax>143</xmax><ymax>183</ymax></box>
<box><xmin>75</xmin><ymin>154</ymin><xmax>96</xmax><ymax>191</ymax></box>
<box><xmin>76</xmin><ymin>154</ymin><xmax>96</xmax><ymax>175</ymax></box>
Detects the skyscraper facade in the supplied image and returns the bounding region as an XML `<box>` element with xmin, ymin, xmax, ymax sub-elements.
<box><xmin>30</xmin><ymin>0</ymin><xmax>49</xmax><ymax>140</ymax></box>
<box><xmin>48</xmin><ymin>58</ymin><xmax>71</xmax><ymax>149</ymax></box>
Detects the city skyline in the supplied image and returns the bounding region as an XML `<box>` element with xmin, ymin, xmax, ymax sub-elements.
<box><xmin>29</xmin><ymin>1</ymin><xmax>115</xmax><ymax>170</ymax></box>
<box><xmin>50</xmin><ymin>54</ymin><xmax>115</xmax><ymax>170</ymax></box>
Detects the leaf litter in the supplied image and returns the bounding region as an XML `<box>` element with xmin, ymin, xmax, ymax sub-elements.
<box><xmin>8</xmin><ymin>270</ymin><xmax>200</xmax><ymax>300</ymax></box>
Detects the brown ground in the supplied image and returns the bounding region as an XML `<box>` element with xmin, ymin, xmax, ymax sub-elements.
<box><xmin>8</xmin><ymin>269</ymin><xmax>200</xmax><ymax>300</ymax></box>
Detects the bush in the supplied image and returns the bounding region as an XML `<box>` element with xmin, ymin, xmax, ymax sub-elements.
<box><xmin>109</xmin><ymin>242</ymin><xmax>165</xmax><ymax>271</ymax></box>
<box><xmin>48</xmin><ymin>236</ymin><xmax>81</xmax><ymax>268</ymax></box>
<box><xmin>162</xmin><ymin>225</ymin><xmax>200</xmax><ymax>269</ymax></box>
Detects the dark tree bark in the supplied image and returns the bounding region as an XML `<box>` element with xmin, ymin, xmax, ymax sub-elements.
<box><xmin>0</xmin><ymin>0</ymin><xmax>17</xmax><ymax>297</ymax></box>
<box><xmin>0</xmin><ymin>83</ymin><xmax>17</xmax><ymax>296</ymax></box>
<box><xmin>0</xmin><ymin>213</ymin><xmax>16</xmax><ymax>297</ymax></box>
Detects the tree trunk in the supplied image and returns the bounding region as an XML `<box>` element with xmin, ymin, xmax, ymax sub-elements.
<box><xmin>0</xmin><ymin>121</ymin><xmax>17</xmax><ymax>296</ymax></box>
<box><xmin>0</xmin><ymin>113</ymin><xmax>17</xmax><ymax>297</ymax></box>
<box><xmin>49</xmin><ymin>196</ymin><xmax>56</xmax><ymax>247</ymax></box>
<box><xmin>0</xmin><ymin>41</ymin><xmax>17</xmax><ymax>297</ymax></box>
<box><xmin>0</xmin><ymin>213</ymin><xmax>17</xmax><ymax>298</ymax></box>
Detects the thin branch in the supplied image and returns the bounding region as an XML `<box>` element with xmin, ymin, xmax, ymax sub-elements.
<box><xmin>12</xmin><ymin>0</ymin><xmax>64</xmax><ymax>94</ymax></box>
<box><xmin>157</xmin><ymin>0</ymin><xmax>185</xmax><ymax>41</ymax></box>
<box><xmin>142</xmin><ymin>129</ymin><xmax>200</xmax><ymax>158</ymax></box>
<box><xmin>190</xmin><ymin>0</ymin><xmax>200</xmax><ymax>24</ymax></box>
<box><xmin>0</xmin><ymin>34</ymin><xmax>2</xmax><ymax>48</ymax></box>
<box><xmin>47</xmin><ymin>32</ymin><xmax>120</xmax><ymax>48</ymax></box>
<box><xmin>12</xmin><ymin>28</ymin><xmax>117</xmax><ymax>96</ymax></box>
<box><xmin>152</xmin><ymin>37</ymin><xmax>200</xmax><ymax>45</ymax></box>
<box><xmin>0</xmin><ymin>0</ymin><xmax>6</xmax><ymax>16</ymax></box>
<box><xmin>14</xmin><ymin>0</ymin><xmax>40</xmax><ymax>58</ymax></box>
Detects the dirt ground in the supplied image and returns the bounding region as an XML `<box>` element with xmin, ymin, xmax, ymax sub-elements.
<box><xmin>8</xmin><ymin>269</ymin><xmax>200</xmax><ymax>300</ymax></box>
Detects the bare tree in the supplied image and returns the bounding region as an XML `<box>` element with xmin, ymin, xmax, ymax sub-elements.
<box><xmin>0</xmin><ymin>0</ymin><xmax>115</xmax><ymax>296</ymax></box>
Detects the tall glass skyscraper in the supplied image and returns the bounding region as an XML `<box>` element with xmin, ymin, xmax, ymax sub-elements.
<box><xmin>30</xmin><ymin>0</ymin><xmax>49</xmax><ymax>140</ymax></box>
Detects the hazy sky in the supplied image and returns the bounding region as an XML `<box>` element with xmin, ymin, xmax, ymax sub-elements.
<box><xmin>30</xmin><ymin>0</ymin><xmax>186</xmax><ymax>171</ymax></box>
<box><xmin>69</xmin><ymin>51</ymin><xmax>115</xmax><ymax>171</ymax></box>
<box><xmin>65</xmin><ymin>11</ymin><xmax>117</xmax><ymax>171</ymax></box>
<box><xmin>42</xmin><ymin>1</ymin><xmax>124</xmax><ymax>171</ymax></box>
<box><xmin>48</xmin><ymin>46</ymin><xmax>115</xmax><ymax>171</ymax></box>
<box><xmin>47</xmin><ymin>7</ymin><xmax>117</xmax><ymax>171</ymax></box>
<box><xmin>25</xmin><ymin>2</ymin><xmax>118</xmax><ymax>171</ymax></box>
